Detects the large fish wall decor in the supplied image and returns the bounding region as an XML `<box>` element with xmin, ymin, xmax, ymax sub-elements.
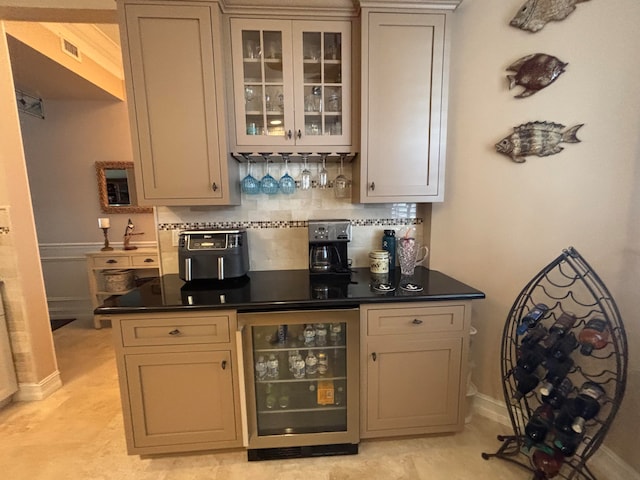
<box><xmin>496</xmin><ymin>121</ymin><xmax>584</xmax><ymax>163</ymax></box>
<box><xmin>506</xmin><ymin>53</ymin><xmax>567</xmax><ymax>98</ymax></box>
<box><xmin>510</xmin><ymin>0</ymin><xmax>591</xmax><ymax>33</ymax></box>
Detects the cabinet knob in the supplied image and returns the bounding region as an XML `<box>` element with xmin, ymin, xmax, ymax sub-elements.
<box><xmin>370</xmin><ymin>182</ymin><xmax>376</xmax><ymax>191</ymax></box>
<box><xmin>286</xmin><ymin>130</ymin><xmax>292</xmax><ymax>139</ymax></box>
<box><xmin>297</xmin><ymin>129</ymin><xmax>302</xmax><ymax>139</ymax></box>
<box><xmin>221</xmin><ymin>360</ymin><xmax>227</xmax><ymax>370</ymax></box>
<box><xmin>372</xmin><ymin>352</ymin><xmax>377</xmax><ymax>362</ymax></box>
<box><xmin>168</xmin><ymin>329</ymin><xmax>181</xmax><ymax>336</ymax></box>
<box><xmin>412</xmin><ymin>318</ymin><xmax>423</xmax><ymax>325</ymax></box>
<box><xmin>211</xmin><ymin>182</ymin><xmax>218</xmax><ymax>192</ymax></box>
<box><xmin>106</xmin><ymin>259</ymin><xmax>118</xmax><ymax>264</ymax></box>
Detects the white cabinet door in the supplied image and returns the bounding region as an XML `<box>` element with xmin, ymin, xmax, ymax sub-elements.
<box><xmin>358</xmin><ymin>11</ymin><xmax>449</xmax><ymax>203</ymax></box>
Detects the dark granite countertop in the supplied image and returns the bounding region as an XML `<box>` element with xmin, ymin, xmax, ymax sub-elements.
<box><xmin>95</xmin><ymin>267</ymin><xmax>485</xmax><ymax>315</ymax></box>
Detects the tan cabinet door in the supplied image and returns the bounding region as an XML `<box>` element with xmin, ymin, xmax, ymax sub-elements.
<box><xmin>359</xmin><ymin>11</ymin><xmax>447</xmax><ymax>202</ymax></box>
<box><xmin>125</xmin><ymin>350</ymin><xmax>237</xmax><ymax>448</ymax></box>
<box><xmin>364</xmin><ymin>336</ymin><xmax>462</xmax><ymax>435</ymax></box>
<box><xmin>122</xmin><ymin>4</ymin><xmax>229</xmax><ymax>202</ymax></box>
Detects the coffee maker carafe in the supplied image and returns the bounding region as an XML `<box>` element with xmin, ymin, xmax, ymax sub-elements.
<box><xmin>308</xmin><ymin>220</ymin><xmax>351</xmax><ymax>275</ymax></box>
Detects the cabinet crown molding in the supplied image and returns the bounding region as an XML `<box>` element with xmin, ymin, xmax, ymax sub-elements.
<box><xmin>359</xmin><ymin>0</ymin><xmax>461</xmax><ymax>10</ymax></box>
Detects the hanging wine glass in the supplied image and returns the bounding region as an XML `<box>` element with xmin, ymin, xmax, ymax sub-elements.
<box><xmin>240</xmin><ymin>152</ymin><xmax>260</xmax><ymax>195</ymax></box>
<box><xmin>279</xmin><ymin>153</ymin><xmax>296</xmax><ymax>195</ymax></box>
<box><xmin>318</xmin><ymin>152</ymin><xmax>329</xmax><ymax>188</ymax></box>
<box><xmin>259</xmin><ymin>152</ymin><xmax>279</xmax><ymax>195</ymax></box>
<box><xmin>334</xmin><ymin>153</ymin><xmax>349</xmax><ymax>198</ymax></box>
<box><xmin>299</xmin><ymin>153</ymin><xmax>312</xmax><ymax>191</ymax></box>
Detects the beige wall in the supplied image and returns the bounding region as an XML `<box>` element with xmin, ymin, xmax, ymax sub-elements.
<box><xmin>0</xmin><ymin>22</ymin><xmax>58</xmax><ymax>387</ymax></box>
<box><xmin>431</xmin><ymin>0</ymin><xmax>640</xmax><ymax>469</ymax></box>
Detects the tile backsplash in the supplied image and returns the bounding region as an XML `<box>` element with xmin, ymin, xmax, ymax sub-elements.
<box><xmin>156</xmin><ymin>163</ymin><xmax>431</xmax><ymax>273</ymax></box>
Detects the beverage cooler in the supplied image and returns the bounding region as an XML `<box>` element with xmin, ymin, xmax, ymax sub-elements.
<box><xmin>238</xmin><ymin>308</ymin><xmax>359</xmax><ymax>460</ymax></box>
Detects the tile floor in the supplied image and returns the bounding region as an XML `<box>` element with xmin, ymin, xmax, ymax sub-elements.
<box><xmin>0</xmin><ymin>318</ymin><xmax>595</xmax><ymax>479</ymax></box>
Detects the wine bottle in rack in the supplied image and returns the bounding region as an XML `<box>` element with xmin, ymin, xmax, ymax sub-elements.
<box><xmin>541</xmin><ymin>377</ymin><xmax>573</xmax><ymax>409</ymax></box>
<box><xmin>521</xmin><ymin>323</ymin><xmax>548</xmax><ymax>347</ymax></box>
<box><xmin>578</xmin><ymin>318</ymin><xmax>610</xmax><ymax>355</ymax></box>
<box><xmin>516</xmin><ymin>303</ymin><xmax>550</xmax><ymax>335</ymax></box>
<box><xmin>538</xmin><ymin>356</ymin><xmax>574</xmax><ymax>396</ymax></box>
<box><xmin>571</xmin><ymin>382</ymin><xmax>606</xmax><ymax>433</ymax></box>
<box><xmin>548</xmin><ymin>332</ymin><xmax>578</xmax><ymax>361</ymax></box>
<box><xmin>525</xmin><ymin>403</ymin><xmax>555</xmax><ymax>443</ymax></box>
<box><xmin>511</xmin><ymin>365</ymin><xmax>544</xmax><ymax>403</ymax></box>
<box><xmin>553</xmin><ymin>429</ymin><xmax>583</xmax><ymax>457</ymax></box>
<box><xmin>542</xmin><ymin>312</ymin><xmax>577</xmax><ymax>348</ymax></box>
<box><xmin>516</xmin><ymin>342</ymin><xmax>546</xmax><ymax>374</ymax></box>
<box><xmin>532</xmin><ymin>447</ymin><xmax>564</xmax><ymax>477</ymax></box>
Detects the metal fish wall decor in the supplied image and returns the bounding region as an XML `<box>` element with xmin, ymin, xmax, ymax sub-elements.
<box><xmin>506</xmin><ymin>53</ymin><xmax>567</xmax><ymax>98</ymax></box>
<box><xmin>495</xmin><ymin>122</ymin><xmax>584</xmax><ymax>163</ymax></box>
<box><xmin>510</xmin><ymin>0</ymin><xmax>591</xmax><ymax>33</ymax></box>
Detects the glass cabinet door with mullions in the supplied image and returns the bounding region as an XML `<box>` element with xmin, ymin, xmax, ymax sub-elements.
<box><xmin>231</xmin><ymin>19</ymin><xmax>351</xmax><ymax>148</ymax></box>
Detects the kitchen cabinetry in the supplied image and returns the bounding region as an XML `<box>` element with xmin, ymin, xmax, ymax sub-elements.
<box><xmin>86</xmin><ymin>248</ymin><xmax>159</xmax><ymax>329</ymax></box>
<box><xmin>354</xmin><ymin>4</ymin><xmax>458</xmax><ymax>203</ymax></box>
<box><xmin>359</xmin><ymin>301</ymin><xmax>471</xmax><ymax>438</ymax></box>
<box><xmin>229</xmin><ymin>18</ymin><xmax>352</xmax><ymax>152</ymax></box>
<box><xmin>118</xmin><ymin>1</ymin><xmax>240</xmax><ymax>206</ymax></box>
<box><xmin>110</xmin><ymin>311</ymin><xmax>242</xmax><ymax>455</ymax></box>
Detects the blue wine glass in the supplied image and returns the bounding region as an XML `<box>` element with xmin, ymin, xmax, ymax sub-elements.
<box><xmin>259</xmin><ymin>152</ymin><xmax>279</xmax><ymax>195</ymax></box>
<box><xmin>279</xmin><ymin>153</ymin><xmax>296</xmax><ymax>195</ymax></box>
<box><xmin>240</xmin><ymin>153</ymin><xmax>261</xmax><ymax>195</ymax></box>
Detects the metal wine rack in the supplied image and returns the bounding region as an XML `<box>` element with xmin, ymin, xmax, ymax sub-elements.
<box><xmin>482</xmin><ymin>247</ymin><xmax>628</xmax><ymax>479</ymax></box>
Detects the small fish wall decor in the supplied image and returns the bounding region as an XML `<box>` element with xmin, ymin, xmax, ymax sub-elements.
<box><xmin>510</xmin><ymin>0</ymin><xmax>591</xmax><ymax>33</ymax></box>
<box><xmin>495</xmin><ymin>121</ymin><xmax>584</xmax><ymax>163</ymax></box>
<box><xmin>506</xmin><ymin>53</ymin><xmax>567</xmax><ymax>98</ymax></box>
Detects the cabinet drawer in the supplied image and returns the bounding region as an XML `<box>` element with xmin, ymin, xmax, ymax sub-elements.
<box><xmin>366</xmin><ymin>304</ymin><xmax>466</xmax><ymax>336</ymax></box>
<box><xmin>121</xmin><ymin>316</ymin><xmax>230</xmax><ymax>347</ymax></box>
<box><xmin>131</xmin><ymin>254</ymin><xmax>159</xmax><ymax>267</ymax></box>
<box><xmin>92</xmin><ymin>256</ymin><xmax>131</xmax><ymax>268</ymax></box>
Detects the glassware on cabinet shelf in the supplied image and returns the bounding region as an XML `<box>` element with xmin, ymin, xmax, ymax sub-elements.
<box><xmin>255</xmin><ymin>355</ymin><xmax>267</xmax><ymax>381</ymax></box>
<box><xmin>317</xmin><ymin>153</ymin><xmax>329</xmax><ymax>188</ymax></box>
<box><xmin>259</xmin><ymin>153</ymin><xmax>279</xmax><ymax>195</ymax></box>
<box><xmin>278</xmin><ymin>153</ymin><xmax>296</xmax><ymax>195</ymax></box>
<box><xmin>240</xmin><ymin>153</ymin><xmax>261</xmax><ymax>195</ymax></box>
<box><xmin>334</xmin><ymin>154</ymin><xmax>349</xmax><ymax>198</ymax></box>
<box><xmin>299</xmin><ymin>153</ymin><xmax>312</xmax><ymax>191</ymax></box>
<box><xmin>303</xmin><ymin>323</ymin><xmax>316</xmax><ymax>345</ymax></box>
<box><xmin>305</xmin><ymin>351</ymin><xmax>318</xmax><ymax>376</ymax></box>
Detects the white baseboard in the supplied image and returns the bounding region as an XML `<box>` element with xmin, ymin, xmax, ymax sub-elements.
<box><xmin>14</xmin><ymin>370</ymin><xmax>62</xmax><ymax>401</ymax></box>
<box><xmin>472</xmin><ymin>393</ymin><xmax>640</xmax><ymax>479</ymax></box>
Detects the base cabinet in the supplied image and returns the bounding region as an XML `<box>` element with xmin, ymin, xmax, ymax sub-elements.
<box><xmin>360</xmin><ymin>302</ymin><xmax>471</xmax><ymax>438</ymax></box>
<box><xmin>111</xmin><ymin>312</ymin><xmax>243</xmax><ymax>455</ymax></box>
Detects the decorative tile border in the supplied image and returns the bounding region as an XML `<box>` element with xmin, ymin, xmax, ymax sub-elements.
<box><xmin>158</xmin><ymin>217</ymin><xmax>423</xmax><ymax>231</ymax></box>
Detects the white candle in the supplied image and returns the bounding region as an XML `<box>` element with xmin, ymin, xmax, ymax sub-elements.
<box><xmin>98</xmin><ymin>218</ymin><xmax>110</xmax><ymax>229</ymax></box>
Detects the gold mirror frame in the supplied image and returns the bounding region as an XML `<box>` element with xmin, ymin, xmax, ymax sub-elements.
<box><xmin>96</xmin><ymin>161</ymin><xmax>152</xmax><ymax>214</ymax></box>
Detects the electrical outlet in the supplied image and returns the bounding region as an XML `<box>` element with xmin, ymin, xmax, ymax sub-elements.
<box><xmin>172</xmin><ymin>229</ymin><xmax>180</xmax><ymax>247</ymax></box>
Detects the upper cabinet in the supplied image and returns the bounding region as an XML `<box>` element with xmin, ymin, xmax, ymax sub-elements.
<box><xmin>118</xmin><ymin>1</ymin><xmax>240</xmax><ymax>206</ymax></box>
<box><xmin>229</xmin><ymin>18</ymin><xmax>353</xmax><ymax>152</ymax></box>
<box><xmin>354</xmin><ymin>5</ymin><xmax>456</xmax><ymax>203</ymax></box>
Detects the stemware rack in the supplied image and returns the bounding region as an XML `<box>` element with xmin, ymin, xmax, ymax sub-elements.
<box><xmin>232</xmin><ymin>152</ymin><xmax>358</xmax><ymax>164</ymax></box>
<box><xmin>482</xmin><ymin>247</ymin><xmax>628</xmax><ymax>480</ymax></box>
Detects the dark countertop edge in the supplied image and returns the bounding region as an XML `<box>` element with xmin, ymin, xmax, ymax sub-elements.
<box><xmin>94</xmin><ymin>292</ymin><xmax>486</xmax><ymax>316</ymax></box>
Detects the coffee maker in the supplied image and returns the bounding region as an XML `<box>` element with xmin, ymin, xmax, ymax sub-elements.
<box><xmin>308</xmin><ymin>220</ymin><xmax>351</xmax><ymax>275</ymax></box>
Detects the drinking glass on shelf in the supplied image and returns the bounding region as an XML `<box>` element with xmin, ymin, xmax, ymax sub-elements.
<box><xmin>334</xmin><ymin>153</ymin><xmax>349</xmax><ymax>198</ymax></box>
<box><xmin>279</xmin><ymin>153</ymin><xmax>296</xmax><ymax>195</ymax></box>
<box><xmin>318</xmin><ymin>153</ymin><xmax>329</xmax><ymax>188</ymax></box>
<box><xmin>240</xmin><ymin>153</ymin><xmax>260</xmax><ymax>195</ymax></box>
<box><xmin>259</xmin><ymin>152</ymin><xmax>279</xmax><ymax>195</ymax></box>
<box><xmin>299</xmin><ymin>153</ymin><xmax>312</xmax><ymax>191</ymax></box>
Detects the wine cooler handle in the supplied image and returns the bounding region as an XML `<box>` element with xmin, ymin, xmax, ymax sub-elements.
<box><xmin>372</xmin><ymin>352</ymin><xmax>377</xmax><ymax>362</ymax></box>
<box><xmin>168</xmin><ymin>329</ymin><xmax>181</xmax><ymax>336</ymax></box>
<box><xmin>412</xmin><ymin>318</ymin><xmax>423</xmax><ymax>325</ymax></box>
<box><xmin>222</xmin><ymin>360</ymin><xmax>227</xmax><ymax>370</ymax></box>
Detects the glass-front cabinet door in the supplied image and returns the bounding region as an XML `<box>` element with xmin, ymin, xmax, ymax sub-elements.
<box><xmin>230</xmin><ymin>19</ymin><xmax>351</xmax><ymax>149</ymax></box>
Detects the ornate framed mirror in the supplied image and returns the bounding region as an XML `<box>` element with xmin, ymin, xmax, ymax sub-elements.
<box><xmin>95</xmin><ymin>161</ymin><xmax>152</xmax><ymax>214</ymax></box>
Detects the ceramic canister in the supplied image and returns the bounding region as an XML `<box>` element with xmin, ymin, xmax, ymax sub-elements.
<box><xmin>369</xmin><ymin>250</ymin><xmax>390</xmax><ymax>274</ymax></box>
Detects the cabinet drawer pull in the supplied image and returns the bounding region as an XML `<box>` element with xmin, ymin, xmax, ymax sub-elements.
<box><xmin>106</xmin><ymin>259</ymin><xmax>118</xmax><ymax>264</ymax></box>
<box><xmin>168</xmin><ymin>329</ymin><xmax>181</xmax><ymax>336</ymax></box>
<box><xmin>222</xmin><ymin>360</ymin><xmax>227</xmax><ymax>370</ymax></box>
<box><xmin>297</xmin><ymin>129</ymin><xmax>302</xmax><ymax>139</ymax></box>
<box><xmin>143</xmin><ymin>258</ymin><xmax>155</xmax><ymax>263</ymax></box>
<box><xmin>372</xmin><ymin>352</ymin><xmax>377</xmax><ymax>362</ymax></box>
<box><xmin>412</xmin><ymin>318</ymin><xmax>423</xmax><ymax>325</ymax></box>
<box><xmin>211</xmin><ymin>182</ymin><xmax>218</xmax><ymax>192</ymax></box>
<box><xmin>370</xmin><ymin>182</ymin><xmax>375</xmax><ymax>191</ymax></box>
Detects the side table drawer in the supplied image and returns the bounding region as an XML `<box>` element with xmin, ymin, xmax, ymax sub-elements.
<box><xmin>121</xmin><ymin>315</ymin><xmax>230</xmax><ymax>347</ymax></box>
<box><xmin>131</xmin><ymin>254</ymin><xmax>159</xmax><ymax>267</ymax></box>
<box><xmin>366</xmin><ymin>304</ymin><xmax>466</xmax><ymax>336</ymax></box>
<box><xmin>93</xmin><ymin>255</ymin><xmax>132</xmax><ymax>268</ymax></box>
